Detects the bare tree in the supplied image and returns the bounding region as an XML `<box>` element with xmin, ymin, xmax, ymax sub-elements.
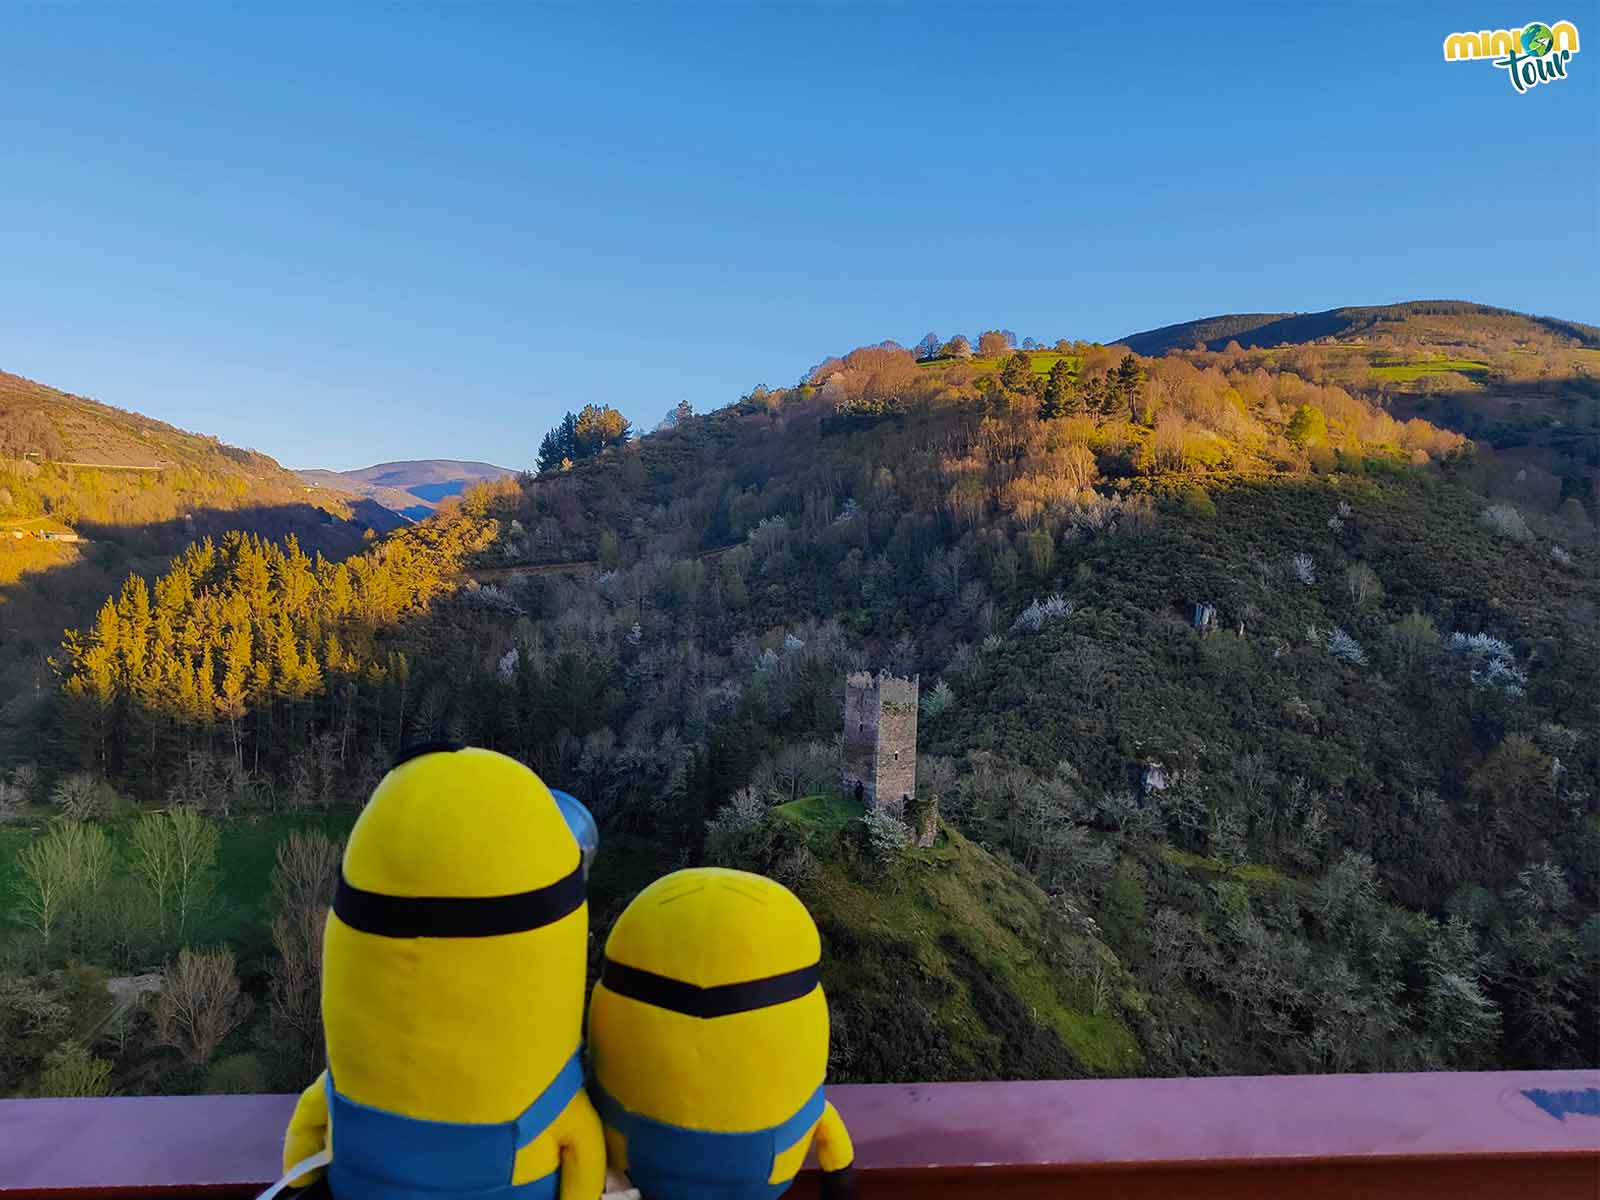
<box><xmin>920</xmin><ymin>755</ymin><xmax>958</xmax><ymax>801</ymax></box>
<box><xmin>18</xmin><ymin>822</ymin><xmax>113</xmax><ymax>954</ymax></box>
<box><xmin>50</xmin><ymin>773</ymin><xmax>109</xmax><ymax>821</ymax></box>
<box><xmin>169</xmin><ymin>809</ymin><xmax>219</xmax><ymax>940</ymax></box>
<box><xmin>271</xmin><ymin>829</ymin><xmax>343</xmax><ymax>915</ymax></box>
<box><xmin>150</xmin><ymin>947</ymin><xmax>253</xmax><ymax>1068</ymax></box>
<box><xmin>269</xmin><ymin>904</ymin><xmax>328</xmax><ymax>1079</ymax></box>
<box><xmin>266</xmin><ymin>830</ymin><xmax>342</xmax><ymax>1080</ymax></box>
<box><xmin>1061</xmin><ymin>442</ymin><xmax>1099</xmax><ymax>490</ymax></box>
<box><xmin>129</xmin><ymin>808</ymin><xmax>217</xmax><ymax>942</ymax></box>
<box><xmin>770</xmin><ymin>742</ymin><xmax>834</xmax><ymax>806</ymax></box>
<box><xmin>130</xmin><ymin>813</ymin><xmax>179</xmax><ymax>939</ymax></box>
<box><xmin>1345</xmin><ymin>562</ymin><xmax>1382</xmax><ymax>606</ymax></box>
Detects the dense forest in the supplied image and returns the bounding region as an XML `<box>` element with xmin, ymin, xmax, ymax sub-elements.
<box><xmin>0</xmin><ymin>369</ymin><xmax>397</xmax><ymax>768</ymax></box>
<box><xmin>3</xmin><ymin>303</ymin><xmax>1597</xmax><ymax>1097</ymax></box>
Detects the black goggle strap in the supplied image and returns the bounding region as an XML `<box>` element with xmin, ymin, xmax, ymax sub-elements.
<box><xmin>333</xmin><ymin>860</ymin><xmax>586</xmax><ymax>938</ymax></box>
<box><xmin>600</xmin><ymin>957</ymin><xmax>820</xmax><ymax>1018</ymax></box>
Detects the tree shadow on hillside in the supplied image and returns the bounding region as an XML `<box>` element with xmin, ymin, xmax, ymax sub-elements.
<box><xmin>1396</xmin><ymin>375</ymin><xmax>1600</xmax><ymax>481</ymax></box>
<box><xmin>73</xmin><ymin>498</ymin><xmax>402</xmax><ymax>556</ymax></box>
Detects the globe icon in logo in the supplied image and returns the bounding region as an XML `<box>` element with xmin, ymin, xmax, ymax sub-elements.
<box><xmin>1521</xmin><ymin>22</ymin><xmax>1554</xmax><ymax>56</ymax></box>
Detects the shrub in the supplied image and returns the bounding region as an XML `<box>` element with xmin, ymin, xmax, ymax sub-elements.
<box><xmin>1507</xmin><ymin>861</ymin><xmax>1571</xmax><ymax>917</ymax></box>
<box><xmin>1180</xmin><ymin>485</ymin><xmax>1217</xmax><ymax>519</ymax></box>
<box><xmin>202</xmin><ymin>1051</ymin><xmax>268</xmax><ymax>1094</ymax></box>
<box><xmin>1390</xmin><ymin>610</ymin><xmax>1440</xmax><ymax>668</ymax></box>
<box><xmin>38</xmin><ymin>1044</ymin><xmax>114</xmax><ymax>1097</ymax></box>
<box><xmin>459</xmin><ymin>583</ymin><xmax>521</xmax><ymax>615</ymax></box>
<box><xmin>1325</xmin><ymin>628</ymin><xmax>1369</xmax><ymax>666</ymax></box>
<box><xmin>703</xmin><ymin>788</ymin><xmax>776</xmax><ymax>870</ymax></box>
<box><xmin>1287</xmin><ymin>404</ymin><xmax>1328</xmax><ymax>446</ymax></box>
<box><xmin>1012</xmin><ymin>594</ymin><xmax>1072</xmax><ymax>632</ymax></box>
<box><xmin>9</xmin><ymin>763</ymin><xmax>40</xmax><ymax>802</ymax></box>
<box><xmin>861</xmin><ymin>809</ymin><xmax>911</xmax><ymax>861</ymax></box>
<box><xmin>921</xmin><ymin>679</ymin><xmax>955</xmax><ymax>719</ymax></box>
<box><xmin>0</xmin><ymin>781</ymin><xmax>22</xmax><ymax>823</ymax></box>
<box><xmin>1480</xmin><ymin>502</ymin><xmax>1532</xmax><ymax>541</ymax></box>
<box><xmin>51</xmin><ymin>773</ymin><xmax>111</xmax><ymax>822</ymax></box>
<box><xmin>1446</xmin><ymin>632</ymin><xmax>1527</xmax><ymax>695</ymax></box>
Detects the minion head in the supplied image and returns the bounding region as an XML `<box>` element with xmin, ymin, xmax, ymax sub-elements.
<box><xmin>323</xmin><ymin>743</ymin><xmax>593</xmax><ymax>1124</ymax></box>
<box><xmin>588</xmin><ymin>868</ymin><xmax>830</xmax><ymax>1133</ymax></box>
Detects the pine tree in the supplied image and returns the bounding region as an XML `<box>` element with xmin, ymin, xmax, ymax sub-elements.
<box><xmin>1040</xmin><ymin>358</ymin><xmax>1077</xmax><ymax>420</ymax></box>
<box><xmin>1114</xmin><ymin>353</ymin><xmax>1146</xmax><ymax>422</ymax></box>
<box><xmin>1000</xmin><ymin>351</ymin><xmax>1035</xmax><ymax>398</ymax></box>
<box><xmin>537</xmin><ymin>412</ymin><xmax>580</xmax><ymax>473</ymax></box>
<box><xmin>219</xmin><ymin>625</ymin><xmax>252</xmax><ymax>769</ymax></box>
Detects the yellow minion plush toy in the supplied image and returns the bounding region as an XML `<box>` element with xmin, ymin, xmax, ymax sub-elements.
<box><xmin>276</xmin><ymin>743</ymin><xmax>606</xmax><ymax>1200</ymax></box>
<box><xmin>587</xmin><ymin>868</ymin><xmax>855</xmax><ymax>1200</ymax></box>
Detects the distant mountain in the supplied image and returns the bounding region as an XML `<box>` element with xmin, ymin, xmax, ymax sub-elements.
<box><xmin>297</xmin><ymin>459</ymin><xmax>517</xmax><ymax>521</ymax></box>
<box><xmin>1118</xmin><ymin>300</ymin><xmax>1600</xmax><ymax>356</ymax></box>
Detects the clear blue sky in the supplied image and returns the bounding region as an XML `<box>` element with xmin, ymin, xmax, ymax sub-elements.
<box><xmin>1</xmin><ymin>3</ymin><xmax>1595</xmax><ymax>471</ymax></box>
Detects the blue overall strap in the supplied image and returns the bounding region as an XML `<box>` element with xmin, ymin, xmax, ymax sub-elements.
<box><xmin>590</xmin><ymin>1080</ymin><xmax>827</xmax><ymax>1200</ymax></box>
<box><xmin>323</xmin><ymin>1050</ymin><xmax>582</xmax><ymax>1200</ymax></box>
<box><xmin>586</xmin><ymin>1076</ymin><xmax>631</xmax><ymax>1135</ymax></box>
<box><xmin>770</xmin><ymin>1085</ymin><xmax>827</xmax><ymax>1153</ymax></box>
<box><xmin>589</xmin><ymin>1079</ymin><xmax>827</xmax><ymax>1153</ymax></box>
<box><xmin>514</xmin><ymin>1049</ymin><xmax>586</xmax><ymax>1147</ymax></box>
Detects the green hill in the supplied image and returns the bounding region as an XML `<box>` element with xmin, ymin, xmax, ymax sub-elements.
<box><xmin>1118</xmin><ymin>301</ymin><xmax>1600</xmax><ymax>355</ymax></box>
<box><xmin>4</xmin><ymin>303</ymin><xmax>1597</xmax><ymax>1097</ymax></box>
<box><xmin>0</xmin><ymin>368</ymin><xmax>406</xmax><ymax>528</ymax></box>
<box><xmin>1115</xmin><ymin>301</ymin><xmax>1600</xmax><ymax>542</ymax></box>
<box><xmin>0</xmin><ymin>368</ymin><xmax>400</xmax><ymax>760</ymax></box>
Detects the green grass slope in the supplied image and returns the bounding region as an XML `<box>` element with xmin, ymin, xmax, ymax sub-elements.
<box><xmin>767</xmin><ymin>794</ymin><xmax>1141</xmax><ymax>1082</ymax></box>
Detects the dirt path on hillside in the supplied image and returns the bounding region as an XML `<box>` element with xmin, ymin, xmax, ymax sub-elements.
<box><xmin>463</xmin><ymin>540</ymin><xmax>742</xmax><ymax>583</ymax></box>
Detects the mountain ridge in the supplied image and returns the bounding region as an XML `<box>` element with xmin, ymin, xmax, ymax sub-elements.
<box><xmin>1116</xmin><ymin>300</ymin><xmax>1600</xmax><ymax>356</ymax></box>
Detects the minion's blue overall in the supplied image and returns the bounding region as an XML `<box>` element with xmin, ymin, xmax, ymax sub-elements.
<box><xmin>322</xmin><ymin>1052</ymin><xmax>585</xmax><ymax>1200</ymax></box>
<box><xmin>589</xmin><ymin>1080</ymin><xmax>827</xmax><ymax>1200</ymax></box>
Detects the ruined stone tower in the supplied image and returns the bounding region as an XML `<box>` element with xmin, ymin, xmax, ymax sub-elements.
<box><xmin>842</xmin><ymin>670</ymin><xmax>918</xmax><ymax>817</ymax></box>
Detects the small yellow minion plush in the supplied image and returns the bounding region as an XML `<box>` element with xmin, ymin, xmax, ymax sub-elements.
<box><xmin>276</xmin><ymin>743</ymin><xmax>606</xmax><ymax>1200</ymax></box>
<box><xmin>587</xmin><ymin>868</ymin><xmax>855</xmax><ymax>1200</ymax></box>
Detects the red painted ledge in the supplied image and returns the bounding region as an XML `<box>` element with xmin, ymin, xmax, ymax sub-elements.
<box><xmin>2</xmin><ymin>1070</ymin><xmax>1597</xmax><ymax>1200</ymax></box>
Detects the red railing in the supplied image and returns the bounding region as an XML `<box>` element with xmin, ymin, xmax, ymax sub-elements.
<box><xmin>2</xmin><ymin>1070</ymin><xmax>1596</xmax><ymax>1200</ymax></box>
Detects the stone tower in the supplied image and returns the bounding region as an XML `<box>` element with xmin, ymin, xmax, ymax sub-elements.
<box><xmin>842</xmin><ymin>670</ymin><xmax>918</xmax><ymax>817</ymax></box>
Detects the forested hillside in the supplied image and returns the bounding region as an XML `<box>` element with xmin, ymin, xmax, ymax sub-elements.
<box><xmin>1118</xmin><ymin>302</ymin><xmax>1600</xmax><ymax>532</ymax></box>
<box><xmin>0</xmin><ymin>369</ymin><xmax>397</xmax><ymax>763</ymax></box>
<box><xmin>1119</xmin><ymin>300</ymin><xmax>1600</xmax><ymax>356</ymax></box>
<box><xmin>3</xmin><ymin>309</ymin><xmax>1597</xmax><ymax>1098</ymax></box>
